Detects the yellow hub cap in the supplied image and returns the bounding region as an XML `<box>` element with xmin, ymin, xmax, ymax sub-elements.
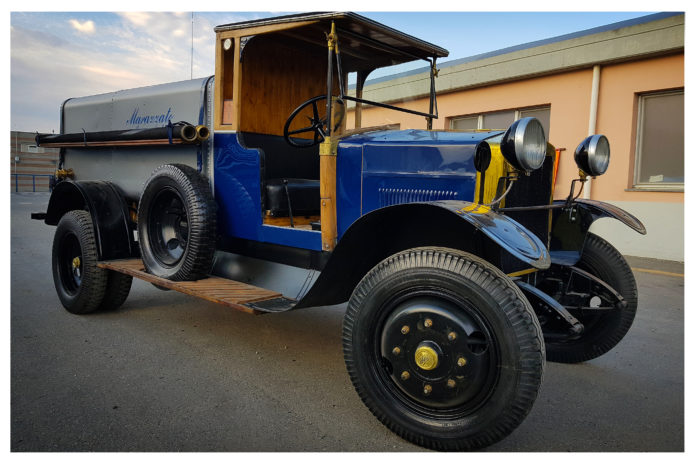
<box><xmin>414</xmin><ymin>345</ymin><xmax>439</xmax><ymax>370</ymax></box>
<box><xmin>72</xmin><ymin>257</ymin><xmax>81</xmax><ymax>269</ymax></box>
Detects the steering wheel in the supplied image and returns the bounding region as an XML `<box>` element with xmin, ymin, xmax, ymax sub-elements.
<box><xmin>283</xmin><ymin>95</ymin><xmax>345</xmax><ymax>148</ymax></box>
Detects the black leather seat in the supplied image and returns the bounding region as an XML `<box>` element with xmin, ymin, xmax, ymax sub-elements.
<box><xmin>239</xmin><ymin>132</ymin><xmax>320</xmax><ymax>217</ymax></box>
<box><xmin>265</xmin><ymin>178</ymin><xmax>320</xmax><ymax>217</ymax></box>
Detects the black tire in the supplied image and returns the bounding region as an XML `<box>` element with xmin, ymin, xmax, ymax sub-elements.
<box><xmin>137</xmin><ymin>164</ymin><xmax>216</xmax><ymax>281</ymax></box>
<box><xmin>52</xmin><ymin>210</ymin><xmax>108</xmax><ymax>314</ymax></box>
<box><xmin>100</xmin><ymin>272</ymin><xmax>133</xmax><ymax>311</ymax></box>
<box><xmin>343</xmin><ymin>247</ymin><xmax>544</xmax><ymax>451</ymax></box>
<box><xmin>546</xmin><ymin>233</ymin><xmax>638</xmax><ymax>363</ymax></box>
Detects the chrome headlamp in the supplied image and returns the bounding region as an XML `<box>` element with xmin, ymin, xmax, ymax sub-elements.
<box><xmin>574</xmin><ymin>134</ymin><xmax>610</xmax><ymax>176</ymax></box>
<box><xmin>499</xmin><ymin>117</ymin><xmax>547</xmax><ymax>172</ymax></box>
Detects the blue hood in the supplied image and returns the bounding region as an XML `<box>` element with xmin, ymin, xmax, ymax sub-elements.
<box><xmin>340</xmin><ymin>129</ymin><xmax>504</xmax><ymax>146</ymax></box>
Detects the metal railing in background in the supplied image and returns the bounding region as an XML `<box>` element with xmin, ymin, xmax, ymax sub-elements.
<box><xmin>12</xmin><ymin>174</ymin><xmax>54</xmax><ymax>192</ymax></box>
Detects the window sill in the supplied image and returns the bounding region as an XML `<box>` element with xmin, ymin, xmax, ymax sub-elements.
<box><xmin>625</xmin><ymin>187</ymin><xmax>684</xmax><ymax>193</ymax></box>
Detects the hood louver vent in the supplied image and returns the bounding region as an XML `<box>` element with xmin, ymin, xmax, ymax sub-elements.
<box><xmin>378</xmin><ymin>188</ymin><xmax>458</xmax><ymax>207</ymax></box>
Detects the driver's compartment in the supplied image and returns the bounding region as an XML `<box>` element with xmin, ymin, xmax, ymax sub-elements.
<box><xmin>212</xmin><ymin>13</ymin><xmax>448</xmax><ymax>237</ymax></box>
<box><xmin>239</xmin><ymin>131</ymin><xmax>321</xmax><ymax>222</ymax></box>
<box><xmin>215</xmin><ymin>29</ymin><xmax>340</xmax><ymax>227</ymax></box>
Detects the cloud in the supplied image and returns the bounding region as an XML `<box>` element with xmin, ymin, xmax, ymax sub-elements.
<box><xmin>120</xmin><ymin>12</ymin><xmax>150</xmax><ymax>27</ymax></box>
<box><xmin>69</xmin><ymin>19</ymin><xmax>95</xmax><ymax>34</ymax></box>
<box><xmin>80</xmin><ymin>65</ymin><xmax>142</xmax><ymax>81</ymax></box>
<box><xmin>10</xmin><ymin>12</ymin><xmax>268</xmax><ymax>132</ymax></box>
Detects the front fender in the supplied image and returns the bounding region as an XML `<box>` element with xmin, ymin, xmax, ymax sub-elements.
<box><xmin>550</xmin><ymin>199</ymin><xmax>646</xmax><ymax>266</ymax></box>
<box><xmin>573</xmin><ymin>199</ymin><xmax>646</xmax><ymax>235</ymax></box>
<box><xmin>431</xmin><ymin>200</ymin><xmax>550</xmax><ymax>269</ymax></box>
<box><xmin>295</xmin><ymin>201</ymin><xmax>549</xmax><ymax>309</ymax></box>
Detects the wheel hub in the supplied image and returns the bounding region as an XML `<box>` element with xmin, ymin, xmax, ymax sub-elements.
<box><xmin>149</xmin><ymin>188</ymin><xmax>189</xmax><ymax>266</ymax></box>
<box><xmin>71</xmin><ymin>256</ymin><xmax>82</xmax><ymax>280</ymax></box>
<box><xmin>380</xmin><ymin>295</ymin><xmax>496</xmax><ymax>410</ymax></box>
<box><xmin>414</xmin><ymin>342</ymin><xmax>440</xmax><ymax>370</ymax></box>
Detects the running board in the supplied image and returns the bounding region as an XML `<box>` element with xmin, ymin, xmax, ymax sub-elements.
<box><xmin>97</xmin><ymin>259</ymin><xmax>297</xmax><ymax>315</ymax></box>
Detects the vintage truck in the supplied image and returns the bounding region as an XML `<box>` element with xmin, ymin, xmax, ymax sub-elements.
<box><xmin>33</xmin><ymin>12</ymin><xmax>646</xmax><ymax>451</ymax></box>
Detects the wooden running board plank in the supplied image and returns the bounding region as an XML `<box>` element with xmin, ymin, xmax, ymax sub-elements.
<box><xmin>98</xmin><ymin>259</ymin><xmax>284</xmax><ymax>315</ymax></box>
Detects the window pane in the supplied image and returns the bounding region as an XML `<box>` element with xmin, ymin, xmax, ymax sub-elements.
<box><xmin>221</xmin><ymin>38</ymin><xmax>235</xmax><ymax>125</ymax></box>
<box><xmin>451</xmin><ymin>116</ymin><xmax>478</xmax><ymax>130</ymax></box>
<box><xmin>637</xmin><ymin>92</ymin><xmax>684</xmax><ymax>184</ymax></box>
<box><xmin>482</xmin><ymin>111</ymin><xmax>515</xmax><ymax>130</ymax></box>
<box><xmin>520</xmin><ymin>107</ymin><xmax>551</xmax><ymax>138</ymax></box>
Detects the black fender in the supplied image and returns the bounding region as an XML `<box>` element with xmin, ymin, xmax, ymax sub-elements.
<box><xmin>295</xmin><ymin>200</ymin><xmax>549</xmax><ymax>309</ymax></box>
<box><xmin>549</xmin><ymin>199</ymin><xmax>646</xmax><ymax>266</ymax></box>
<box><xmin>45</xmin><ymin>180</ymin><xmax>134</xmax><ymax>260</ymax></box>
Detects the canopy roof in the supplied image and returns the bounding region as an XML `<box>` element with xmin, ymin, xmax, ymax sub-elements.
<box><xmin>215</xmin><ymin>12</ymin><xmax>449</xmax><ymax>73</ymax></box>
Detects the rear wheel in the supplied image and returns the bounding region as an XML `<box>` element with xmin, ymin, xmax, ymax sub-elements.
<box><xmin>101</xmin><ymin>272</ymin><xmax>133</xmax><ymax>311</ymax></box>
<box><xmin>343</xmin><ymin>247</ymin><xmax>544</xmax><ymax>451</ymax></box>
<box><xmin>52</xmin><ymin>210</ymin><xmax>108</xmax><ymax>314</ymax></box>
<box><xmin>545</xmin><ymin>233</ymin><xmax>638</xmax><ymax>363</ymax></box>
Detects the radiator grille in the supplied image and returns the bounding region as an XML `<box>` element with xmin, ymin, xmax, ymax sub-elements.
<box><xmin>378</xmin><ymin>188</ymin><xmax>458</xmax><ymax>207</ymax></box>
<box><xmin>504</xmin><ymin>153</ymin><xmax>556</xmax><ymax>246</ymax></box>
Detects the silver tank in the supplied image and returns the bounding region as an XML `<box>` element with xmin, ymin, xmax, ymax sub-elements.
<box><xmin>61</xmin><ymin>77</ymin><xmax>214</xmax><ymax>200</ymax></box>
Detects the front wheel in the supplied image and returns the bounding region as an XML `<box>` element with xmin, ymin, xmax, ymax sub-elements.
<box><xmin>343</xmin><ymin>247</ymin><xmax>544</xmax><ymax>451</ymax></box>
<box><xmin>544</xmin><ymin>233</ymin><xmax>638</xmax><ymax>363</ymax></box>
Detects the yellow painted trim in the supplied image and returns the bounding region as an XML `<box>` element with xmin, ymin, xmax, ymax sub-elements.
<box><xmin>474</xmin><ymin>142</ymin><xmax>508</xmax><ymax>204</ymax></box>
<box><xmin>507</xmin><ymin>266</ymin><xmax>683</xmax><ymax>278</ymax></box>
<box><xmin>507</xmin><ymin>268</ymin><xmax>538</xmax><ymax>278</ymax></box>
<box><xmin>631</xmin><ymin>267</ymin><xmax>683</xmax><ymax>278</ymax></box>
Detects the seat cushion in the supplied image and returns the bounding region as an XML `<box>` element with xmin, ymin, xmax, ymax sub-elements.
<box><xmin>265</xmin><ymin>178</ymin><xmax>320</xmax><ymax>217</ymax></box>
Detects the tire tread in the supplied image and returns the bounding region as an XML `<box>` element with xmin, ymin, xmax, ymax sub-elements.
<box><xmin>52</xmin><ymin>210</ymin><xmax>108</xmax><ymax>314</ymax></box>
<box><xmin>546</xmin><ymin>233</ymin><xmax>638</xmax><ymax>363</ymax></box>
<box><xmin>138</xmin><ymin>164</ymin><xmax>216</xmax><ymax>281</ymax></box>
<box><xmin>343</xmin><ymin>247</ymin><xmax>544</xmax><ymax>451</ymax></box>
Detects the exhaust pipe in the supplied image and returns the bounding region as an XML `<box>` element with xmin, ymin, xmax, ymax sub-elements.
<box><xmin>195</xmin><ymin>125</ymin><xmax>210</xmax><ymax>143</ymax></box>
<box><xmin>180</xmin><ymin>124</ymin><xmax>198</xmax><ymax>143</ymax></box>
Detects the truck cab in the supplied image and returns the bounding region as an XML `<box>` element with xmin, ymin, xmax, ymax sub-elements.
<box><xmin>35</xmin><ymin>12</ymin><xmax>646</xmax><ymax>451</ymax></box>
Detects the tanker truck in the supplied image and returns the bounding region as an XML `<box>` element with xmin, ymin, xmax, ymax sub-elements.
<box><xmin>32</xmin><ymin>12</ymin><xmax>646</xmax><ymax>451</ymax></box>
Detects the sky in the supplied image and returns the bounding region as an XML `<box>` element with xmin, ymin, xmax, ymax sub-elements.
<box><xmin>8</xmin><ymin>3</ymin><xmax>683</xmax><ymax>133</ymax></box>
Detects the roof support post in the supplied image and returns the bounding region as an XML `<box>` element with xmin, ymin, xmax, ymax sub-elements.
<box><xmin>320</xmin><ymin>21</ymin><xmax>339</xmax><ymax>252</ymax></box>
<box><xmin>354</xmin><ymin>70</ymin><xmax>370</xmax><ymax>130</ymax></box>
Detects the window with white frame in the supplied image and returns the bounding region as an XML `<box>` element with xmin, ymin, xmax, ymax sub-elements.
<box><xmin>634</xmin><ymin>90</ymin><xmax>683</xmax><ymax>190</ymax></box>
<box><xmin>20</xmin><ymin>144</ymin><xmax>45</xmax><ymax>154</ymax></box>
<box><xmin>449</xmin><ymin>106</ymin><xmax>551</xmax><ymax>138</ymax></box>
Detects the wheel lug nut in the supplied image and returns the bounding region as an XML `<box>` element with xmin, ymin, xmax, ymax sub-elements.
<box><xmin>423</xmin><ymin>384</ymin><xmax>432</xmax><ymax>395</ymax></box>
<box><xmin>448</xmin><ymin>331</ymin><xmax>457</xmax><ymax>341</ymax></box>
<box><xmin>392</xmin><ymin>346</ymin><xmax>401</xmax><ymax>355</ymax></box>
<box><xmin>400</xmin><ymin>371</ymin><xmax>410</xmax><ymax>381</ymax></box>
<box><xmin>457</xmin><ymin>357</ymin><xmax>467</xmax><ymax>367</ymax></box>
<box><xmin>424</xmin><ymin>318</ymin><xmax>433</xmax><ymax>328</ymax></box>
<box><xmin>447</xmin><ymin>379</ymin><xmax>456</xmax><ymax>388</ymax></box>
<box><xmin>401</xmin><ymin>325</ymin><xmax>410</xmax><ymax>335</ymax></box>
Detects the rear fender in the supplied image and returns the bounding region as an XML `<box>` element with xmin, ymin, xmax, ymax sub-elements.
<box><xmin>45</xmin><ymin>180</ymin><xmax>134</xmax><ymax>260</ymax></box>
<box><xmin>295</xmin><ymin>200</ymin><xmax>549</xmax><ymax>308</ymax></box>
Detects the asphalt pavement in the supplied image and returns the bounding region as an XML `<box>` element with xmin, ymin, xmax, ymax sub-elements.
<box><xmin>10</xmin><ymin>192</ymin><xmax>684</xmax><ymax>451</ymax></box>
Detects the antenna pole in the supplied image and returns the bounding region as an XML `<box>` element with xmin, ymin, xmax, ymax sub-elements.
<box><xmin>190</xmin><ymin>12</ymin><xmax>194</xmax><ymax>79</ymax></box>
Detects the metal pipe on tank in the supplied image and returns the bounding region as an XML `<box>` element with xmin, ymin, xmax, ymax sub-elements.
<box><xmin>195</xmin><ymin>125</ymin><xmax>210</xmax><ymax>142</ymax></box>
<box><xmin>180</xmin><ymin>125</ymin><xmax>198</xmax><ymax>143</ymax></box>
